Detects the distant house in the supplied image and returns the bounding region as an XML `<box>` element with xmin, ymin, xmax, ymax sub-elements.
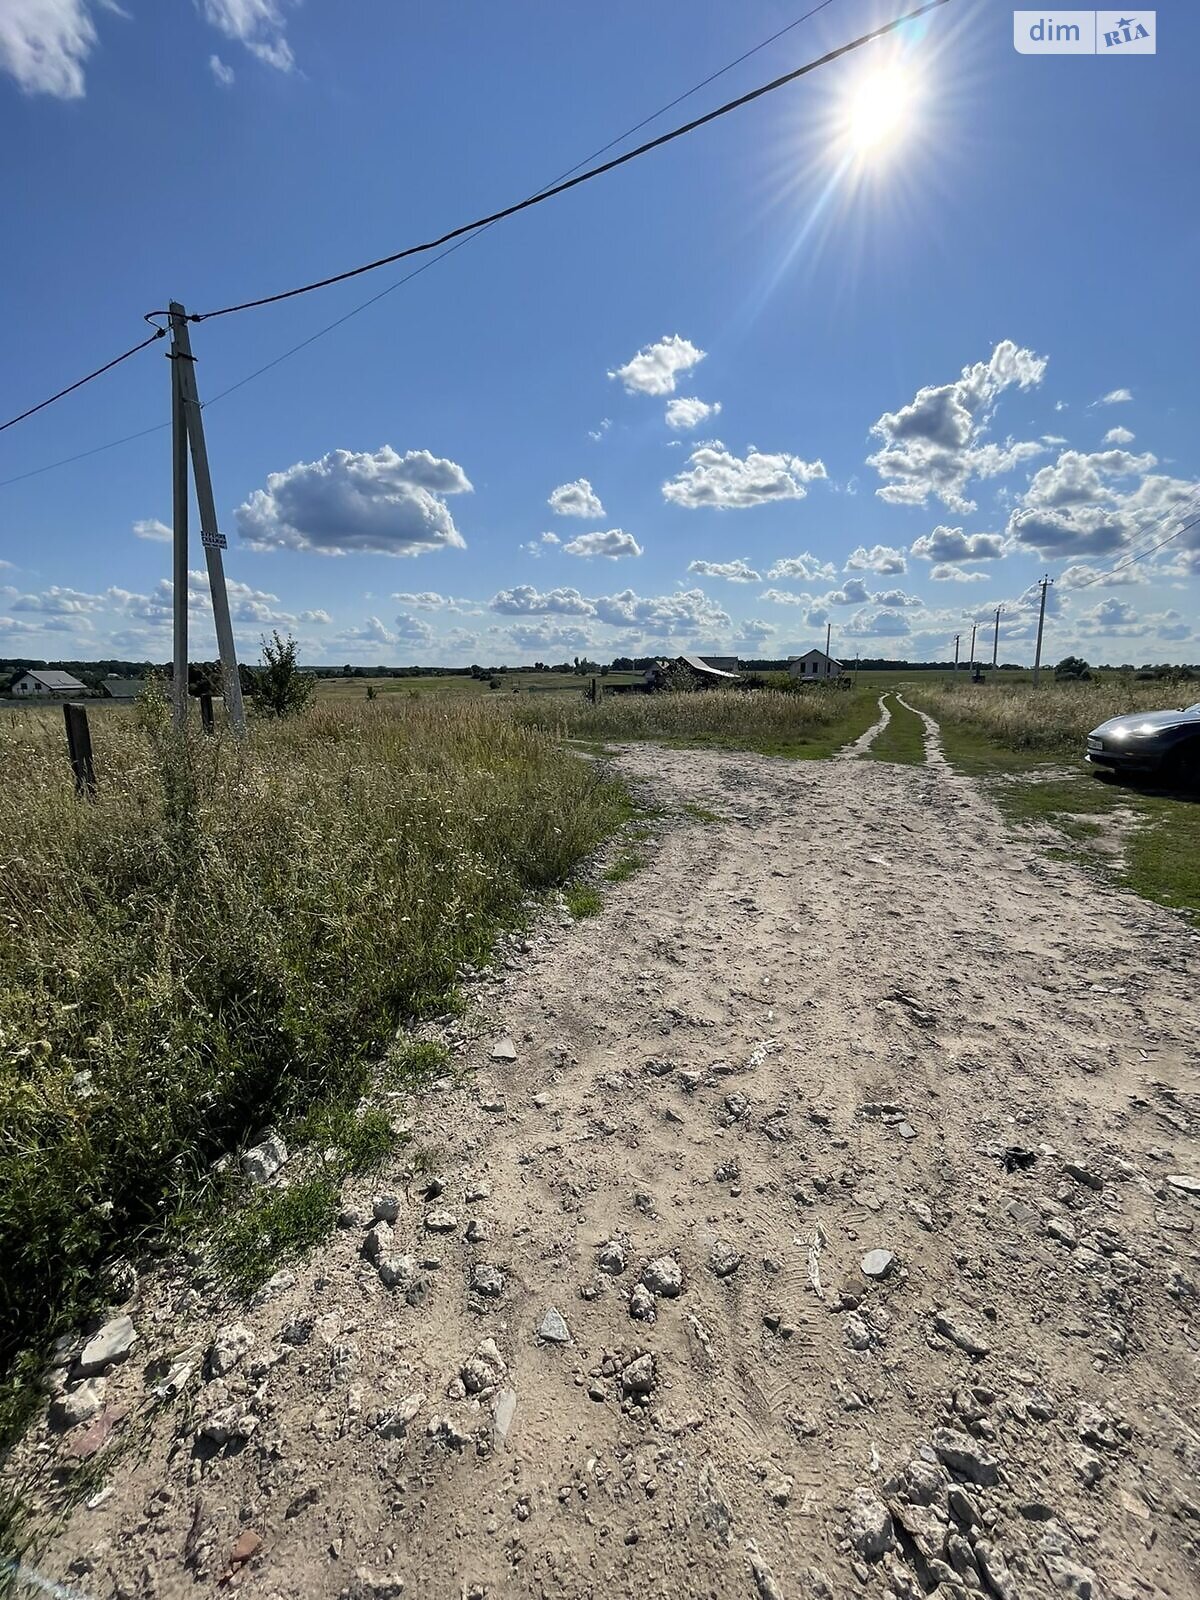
<box><xmin>101</xmin><ymin>676</ymin><xmax>147</xmax><ymax>701</ymax></box>
<box><xmin>788</xmin><ymin>649</ymin><xmax>842</xmax><ymax>681</ymax></box>
<box><xmin>648</xmin><ymin>654</ymin><xmax>741</xmax><ymax>684</ymax></box>
<box><xmin>9</xmin><ymin>668</ymin><xmax>87</xmax><ymax>698</ymax></box>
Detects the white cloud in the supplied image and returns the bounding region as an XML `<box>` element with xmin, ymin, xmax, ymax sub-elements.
<box><xmin>844</xmin><ymin>543</ymin><xmax>907</xmax><ymax>575</ymax></box>
<box><xmin>548</xmin><ymin>478</ymin><xmax>604</xmax><ymax>518</ymax></box>
<box><xmin>687</xmin><ymin>559</ymin><xmax>761</xmax><ymax>583</ymax></box>
<box><xmin>0</xmin><ymin>0</ymin><xmax>113</xmax><ymax>99</ymax></box>
<box><xmin>844</xmin><ymin>607</ymin><xmax>912</xmax><ymax>638</ymax></box>
<box><xmin>665</xmin><ymin>396</ymin><xmax>721</xmax><ymax>431</ymax></box>
<box><xmin>867</xmin><ymin>339</ymin><xmax>1048</xmax><ymax>512</ymax></box>
<box><xmin>389</xmin><ymin>591</ymin><xmax>479</xmax><ymax>613</ymax></box>
<box><xmin>1097</xmin><ymin>387</ymin><xmax>1132</xmax><ymax>405</ymax></box>
<box><xmin>663</xmin><ymin>443</ymin><xmax>826</xmax><ymax>509</ymax></box>
<box><xmin>1058</xmin><ymin>562</ymin><xmax>1145</xmax><ymax>590</ymax></box>
<box><xmin>10</xmin><ymin>584</ymin><xmax>104</xmax><ymax>615</ymax></box>
<box><xmin>609</xmin><ymin>334</ymin><xmax>705</xmax><ymax>396</ymax></box>
<box><xmin>591</xmin><ymin>587</ymin><xmax>731</xmax><ymax>636</ymax></box>
<box><xmin>911</xmin><ymin>525</ymin><xmax>1007</xmax><ymax>563</ymax></box>
<box><xmin>759</xmin><ymin>588</ymin><xmax>814</xmax><ymax>607</ymax></box>
<box><xmin>766</xmin><ymin>553</ymin><xmax>837</xmax><ymax>584</ymax></box>
<box><xmin>873</xmin><ymin>588</ymin><xmax>924</xmax><ymax>608</ymax></box>
<box><xmin>1103</xmin><ymin>426</ymin><xmax>1135</xmax><ymax>446</ymax></box>
<box><xmin>520</xmin><ymin>532</ymin><xmax>561</xmax><ymax>557</ymax></box>
<box><xmin>198</xmin><ymin>0</ymin><xmax>294</xmax><ymax>71</ymax></box>
<box><xmin>132</xmin><ymin>517</ymin><xmax>172</xmax><ymax>543</ymax></box>
<box><xmin>930</xmin><ymin>564</ymin><xmax>987</xmax><ymax>583</ymax></box>
<box><xmin>588</xmin><ymin>418</ymin><xmax>612</xmax><ymax>442</ymax></box>
<box><xmin>236</xmin><ymin>446</ymin><xmax>471</xmax><ymax>557</ymax></box>
<box><xmin>823</xmin><ymin>578</ymin><xmax>872</xmax><ymax>606</ymax></box>
<box><xmin>490</xmin><ymin>585</ymin><xmax>594</xmax><ymax>616</ymax></box>
<box><xmin>507</xmin><ymin>621</ymin><xmax>597</xmax><ymax>653</ymax></box>
<box><xmin>208</xmin><ymin>52</ymin><xmax>234</xmax><ymax>85</ymax></box>
<box><xmin>1007</xmin><ymin>450</ymin><xmax>1199</xmax><ymax>559</ymax></box>
<box><xmin>561</xmin><ymin>529</ymin><xmax>642</xmax><ymax>560</ymax></box>
<box><xmin>300</xmin><ymin>608</ymin><xmax>331</xmax><ymax>624</ymax></box>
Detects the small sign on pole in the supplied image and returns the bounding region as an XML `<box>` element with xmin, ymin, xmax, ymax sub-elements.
<box><xmin>63</xmin><ymin>703</ymin><xmax>97</xmax><ymax>800</ymax></box>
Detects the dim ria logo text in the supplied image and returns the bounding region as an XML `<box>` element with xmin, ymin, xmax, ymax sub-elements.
<box><xmin>1013</xmin><ymin>11</ymin><xmax>1156</xmax><ymax>53</ymax></box>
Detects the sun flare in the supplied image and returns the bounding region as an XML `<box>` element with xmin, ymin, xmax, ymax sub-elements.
<box><xmin>842</xmin><ymin>62</ymin><xmax>917</xmax><ymax>156</ymax></box>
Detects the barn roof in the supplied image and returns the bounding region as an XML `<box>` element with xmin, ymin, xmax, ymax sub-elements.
<box><xmin>678</xmin><ymin>654</ymin><xmax>741</xmax><ymax>680</ymax></box>
<box><xmin>20</xmin><ymin>669</ymin><xmax>87</xmax><ymax>690</ymax></box>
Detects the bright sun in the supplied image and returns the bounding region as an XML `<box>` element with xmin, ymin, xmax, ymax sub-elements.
<box><xmin>843</xmin><ymin>63</ymin><xmax>916</xmax><ymax>156</ymax></box>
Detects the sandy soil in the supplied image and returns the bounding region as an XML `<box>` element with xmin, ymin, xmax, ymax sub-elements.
<box><xmin>17</xmin><ymin>719</ymin><xmax>1200</xmax><ymax>1600</ymax></box>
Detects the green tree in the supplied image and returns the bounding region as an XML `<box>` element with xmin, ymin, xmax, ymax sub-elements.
<box><xmin>1054</xmin><ymin>655</ymin><xmax>1091</xmax><ymax>680</ymax></box>
<box><xmin>253</xmin><ymin>631</ymin><xmax>316</xmax><ymax>719</ymax></box>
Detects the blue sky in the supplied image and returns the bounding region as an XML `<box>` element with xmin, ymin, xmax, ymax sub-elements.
<box><xmin>1</xmin><ymin>0</ymin><xmax>1197</xmax><ymax>666</ymax></box>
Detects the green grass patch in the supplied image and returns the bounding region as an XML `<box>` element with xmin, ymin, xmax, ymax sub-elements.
<box><xmin>918</xmin><ymin>698</ymin><xmax>1200</xmax><ymax>923</ymax></box>
<box><xmin>603</xmin><ymin>852</ymin><xmax>645</xmax><ymax>884</ymax></box>
<box><xmin>513</xmin><ymin>684</ymin><xmax>880</xmax><ymax>761</ymax></box>
<box><xmin>563</xmin><ymin>883</ymin><xmax>603</xmax><ymax>918</ymax></box>
<box><xmin>211</xmin><ymin>1176</ymin><xmax>343</xmax><ymax>1294</ymax></box>
<box><xmin>864</xmin><ymin>694</ymin><xmax>927</xmax><ymax>766</ymax></box>
<box><xmin>681</xmin><ymin>802</ymin><xmax>720</xmax><ymax>823</ymax></box>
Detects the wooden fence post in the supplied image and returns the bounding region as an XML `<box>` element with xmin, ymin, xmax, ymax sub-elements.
<box><xmin>199</xmin><ymin>693</ymin><xmax>215</xmax><ymax>734</ymax></box>
<box><xmin>63</xmin><ymin>702</ymin><xmax>97</xmax><ymax>800</ymax></box>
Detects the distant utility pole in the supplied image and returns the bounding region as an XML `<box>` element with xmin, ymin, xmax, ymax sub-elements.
<box><xmin>992</xmin><ymin>605</ymin><xmax>1003</xmax><ymax>669</ymax></box>
<box><xmin>953</xmin><ymin>633</ymin><xmax>961</xmax><ymax>671</ymax></box>
<box><xmin>968</xmin><ymin>623</ymin><xmax>977</xmax><ymax>671</ymax></box>
<box><xmin>168</xmin><ymin>303</ymin><xmax>246</xmax><ymax>736</ymax></box>
<box><xmin>825</xmin><ymin>620</ymin><xmax>832</xmax><ymax>661</ymax></box>
<box><xmin>1031</xmin><ymin>575</ymin><xmax>1054</xmax><ymax>688</ymax></box>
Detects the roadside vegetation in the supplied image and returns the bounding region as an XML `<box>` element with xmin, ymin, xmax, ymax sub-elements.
<box><xmin>513</xmin><ymin>683</ymin><xmax>880</xmax><ymax>759</ymax></box>
<box><xmin>909</xmin><ymin>678</ymin><xmax>1200</xmax><ymax>921</ymax></box>
<box><xmin>864</xmin><ymin>693</ymin><xmax>926</xmax><ymax>765</ymax></box>
<box><xmin>912</xmin><ymin>678</ymin><xmax>1194</xmax><ymax>760</ymax></box>
<box><xmin>0</xmin><ymin>694</ymin><xmax>631</xmax><ymax>1452</ymax></box>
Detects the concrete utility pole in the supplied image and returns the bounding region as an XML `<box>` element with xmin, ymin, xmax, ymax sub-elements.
<box><xmin>992</xmin><ymin>605</ymin><xmax>1003</xmax><ymax>669</ymax></box>
<box><xmin>168</xmin><ymin>303</ymin><xmax>246</xmax><ymax>735</ymax></box>
<box><xmin>1031</xmin><ymin>575</ymin><xmax>1053</xmax><ymax>688</ymax></box>
<box><xmin>968</xmin><ymin>623</ymin><xmax>977</xmax><ymax>672</ymax></box>
<box><xmin>825</xmin><ymin>620</ymin><xmax>832</xmax><ymax>663</ymax></box>
<box><xmin>953</xmin><ymin>633</ymin><xmax>961</xmax><ymax>671</ymax></box>
<box><xmin>170</xmin><ymin>328</ymin><xmax>189</xmax><ymax>731</ymax></box>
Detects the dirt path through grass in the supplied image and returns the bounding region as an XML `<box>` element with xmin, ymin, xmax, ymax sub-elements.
<box><xmin>20</xmin><ymin>745</ymin><xmax>1200</xmax><ymax>1600</ymax></box>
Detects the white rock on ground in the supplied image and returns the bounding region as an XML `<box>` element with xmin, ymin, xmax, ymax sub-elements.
<box><xmin>207</xmin><ymin>1323</ymin><xmax>255</xmax><ymax>1378</ymax></box>
<box><xmin>240</xmin><ymin>1131</ymin><xmax>287</xmax><ymax>1184</ymax></box>
<box><xmin>76</xmin><ymin>1314</ymin><xmax>136</xmax><ymax>1378</ymax></box>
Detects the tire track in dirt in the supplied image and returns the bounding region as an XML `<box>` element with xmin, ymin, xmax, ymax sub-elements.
<box><xmin>21</xmin><ymin>744</ymin><xmax>1200</xmax><ymax>1600</ymax></box>
<box><xmin>842</xmin><ymin>693</ymin><xmax>892</xmax><ymax>758</ymax></box>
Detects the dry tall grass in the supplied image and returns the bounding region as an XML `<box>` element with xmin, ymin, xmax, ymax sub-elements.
<box><xmin>913</xmin><ymin>679</ymin><xmax>1197</xmax><ymax>754</ymax></box>
<box><xmin>511</xmin><ymin>684</ymin><xmax>851</xmax><ymax>745</ymax></box>
<box><xmin>0</xmin><ymin>695</ymin><xmax>628</xmax><ymax>1442</ymax></box>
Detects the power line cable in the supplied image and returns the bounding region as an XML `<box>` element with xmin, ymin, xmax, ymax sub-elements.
<box><xmin>0</xmin><ymin>0</ymin><xmax>878</xmax><ymax>463</ymax></box>
<box><xmin>0</xmin><ymin>328</ymin><xmax>164</xmax><ymax>435</ymax></box>
<box><xmin>200</xmin><ymin>0</ymin><xmax>845</xmax><ymax>410</ymax></box>
<box><xmin>171</xmin><ymin>0</ymin><xmax>953</xmax><ymax>323</ymax></box>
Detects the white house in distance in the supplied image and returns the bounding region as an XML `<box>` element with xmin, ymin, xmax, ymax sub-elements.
<box><xmin>8</xmin><ymin>668</ymin><xmax>88</xmax><ymax>698</ymax></box>
<box><xmin>788</xmin><ymin>649</ymin><xmax>843</xmax><ymax>681</ymax></box>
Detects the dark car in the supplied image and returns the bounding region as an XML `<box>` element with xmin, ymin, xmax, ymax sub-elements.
<box><xmin>1086</xmin><ymin>702</ymin><xmax>1200</xmax><ymax>783</ymax></box>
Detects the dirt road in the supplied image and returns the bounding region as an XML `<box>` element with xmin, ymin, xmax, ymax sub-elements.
<box><xmin>26</xmin><ymin>722</ymin><xmax>1200</xmax><ymax>1600</ymax></box>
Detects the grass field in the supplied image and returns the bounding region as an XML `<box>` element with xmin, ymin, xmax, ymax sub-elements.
<box><xmin>314</xmin><ymin>670</ymin><xmax>642</xmax><ymax>702</ymax></box>
<box><xmin>864</xmin><ymin>693</ymin><xmax>927</xmax><ymax>765</ymax></box>
<box><xmin>511</xmin><ymin>683</ymin><xmax>880</xmax><ymax>759</ymax></box>
<box><xmin>909</xmin><ymin>679</ymin><xmax>1200</xmax><ymax>922</ymax></box>
<box><xmin>0</xmin><ymin>695</ymin><xmax>632</xmax><ymax>1456</ymax></box>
